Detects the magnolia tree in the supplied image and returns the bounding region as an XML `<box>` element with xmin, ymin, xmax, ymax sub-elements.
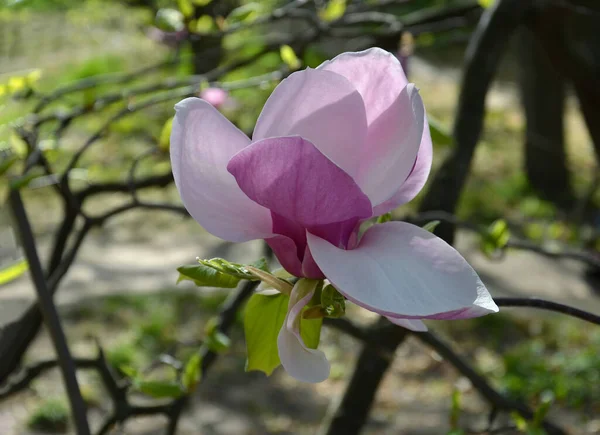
<box><xmin>1</xmin><ymin>1</ymin><xmax>599</xmax><ymax>435</ymax></box>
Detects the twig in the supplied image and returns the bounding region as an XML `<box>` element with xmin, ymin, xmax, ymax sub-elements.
<box><xmin>8</xmin><ymin>190</ymin><xmax>91</xmax><ymax>435</ymax></box>
<box><xmin>495</xmin><ymin>297</ymin><xmax>600</xmax><ymax>324</ymax></box>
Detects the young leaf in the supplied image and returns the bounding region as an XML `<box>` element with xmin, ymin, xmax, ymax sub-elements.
<box><xmin>377</xmin><ymin>212</ymin><xmax>392</xmax><ymax>224</ymax></box>
<box><xmin>206</xmin><ymin>330</ymin><xmax>231</xmax><ymax>353</ymax></box>
<box><xmin>320</xmin><ymin>284</ymin><xmax>345</xmax><ymax>318</ymax></box>
<box><xmin>244</xmin><ymin>293</ymin><xmax>288</xmax><ymax>375</ymax></box>
<box><xmin>280</xmin><ymin>45</ymin><xmax>301</xmax><ymax>70</ymax></box>
<box><xmin>0</xmin><ymin>259</ymin><xmax>28</xmax><ymax>286</ymax></box>
<box><xmin>422</xmin><ymin>220</ymin><xmax>440</xmax><ymax>233</ymax></box>
<box><xmin>158</xmin><ymin>117</ymin><xmax>173</xmax><ymax>152</ymax></box>
<box><xmin>182</xmin><ymin>353</ymin><xmax>202</xmax><ymax>392</ymax></box>
<box><xmin>177</xmin><ymin>264</ymin><xmax>240</xmax><ymax>288</ymax></box>
<box><xmin>177</xmin><ymin>0</ymin><xmax>194</xmax><ymax>18</ymax></box>
<box><xmin>319</xmin><ymin>0</ymin><xmax>346</xmax><ymax>22</ymax></box>
<box><xmin>136</xmin><ymin>380</ymin><xmax>184</xmax><ymax>398</ymax></box>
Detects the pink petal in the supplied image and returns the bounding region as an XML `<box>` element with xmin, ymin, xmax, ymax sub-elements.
<box><xmin>227</xmin><ymin>136</ymin><xmax>372</xmax><ymax>228</ymax></box>
<box><xmin>354</xmin><ymin>84</ymin><xmax>426</xmax><ymax>206</ymax></box>
<box><xmin>386</xmin><ymin>317</ymin><xmax>428</xmax><ymax>332</ymax></box>
<box><xmin>277</xmin><ymin>280</ymin><xmax>330</xmax><ymax>383</ymax></box>
<box><xmin>372</xmin><ymin>113</ymin><xmax>433</xmax><ymax>215</ymax></box>
<box><xmin>200</xmin><ymin>87</ymin><xmax>228</xmax><ymax>108</ymax></box>
<box><xmin>307</xmin><ymin>222</ymin><xmax>498</xmax><ymax>318</ymax></box>
<box><xmin>318</xmin><ymin>47</ymin><xmax>408</xmax><ymax>126</ymax></box>
<box><xmin>170</xmin><ymin>98</ymin><xmax>273</xmax><ymax>242</ymax></box>
<box><xmin>253</xmin><ymin>68</ymin><xmax>368</xmax><ymax>179</ymax></box>
<box><xmin>266</xmin><ymin>235</ymin><xmax>304</xmax><ymax>278</ymax></box>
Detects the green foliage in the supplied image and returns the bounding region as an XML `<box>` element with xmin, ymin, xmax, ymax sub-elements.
<box><xmin>106</xmin><ymin>342</ymin><xmax>143</xmax><ymax>373</ymax></box>
<box><xmin>244</xmin><ymin>292</ymin><xmax>288</xmax><ymax>375</ymax></box>
<box><xmin>182</xmin><ymin>352</ymin><xmax>202</xmax><ymax>392</ymax></box>
<box><xmin>27</xmin><ymin>397</ymin><xmax>70</xmax><ymax>433</ymax></box>
<box><xmin>279</xmin><ymin>45</ymin><xmax>301</xmax><ymax>70</ymax></box>
<box><xmin>0</xmin><ymin>259</ymin><xmax>28</xmax><ymax>285</ymax></box>
<box><xmin>134</xmin><ymin>379</ymin><xmax>185</xmax><ymax>398</ymax></box>
<box><xmin>480</xmin><ymin>219</ymin><xmax>510</xmax><ymax>258</ymax></box>
<box><xmin>502</xmin><ymin>333</ymin><xmax>600</xmax><ymax>409</ymax></box>
<box><xmin>320</xmin><ymin>284</ymin><xmax>345</xmax><ymax>318</ymax></box>
<box><xmin>422</xmin><ymin>220</ymin><xmax>440</xmax><ymax>233</ymax></box>
<box><xmin>177</xmin><ymin>263</ymin><xmax>241</xmax><ymax>288</ymax></box>
<box><xmin>319</xmin><ymin>0</ymin><xmax>346</xmax><ymax>22</ymax></box>
<box><xmin>377</xmin><ymin>212</ymin><xmax>392</xmax><ymax>224</ymax></box>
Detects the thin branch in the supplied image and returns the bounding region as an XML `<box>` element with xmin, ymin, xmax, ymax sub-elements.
<box><xmin>495</xmin><ymin>297</ymin><xmax>600</xmax><ymax>324</ymax></box>
<box><xmin>8</xmin><ymin>190</ymin><xmax>91</xmax><ymax>435</ymax></box>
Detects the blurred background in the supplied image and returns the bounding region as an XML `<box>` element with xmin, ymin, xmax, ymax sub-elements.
<box><xmin>0</xmin><ymin>0</ymin><xmax>599</xmax><ymax>434</ymax></box>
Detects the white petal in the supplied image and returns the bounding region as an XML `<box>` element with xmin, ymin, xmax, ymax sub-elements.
<box><xmin>170</xmin><ymin>98</ymin><xmax>272</xmax><ymax>242</ymax></box>
<box><xmin>307</xmin><ymin>222</ymin><xmax>498</xmax><ymax>318</ymax></box>
<box><xmin>277</xmin><ymin>280</ymin><xmax>330</xmax><ymax>383</ymax></box>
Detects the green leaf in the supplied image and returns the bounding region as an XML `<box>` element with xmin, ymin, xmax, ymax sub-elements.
<box><xmin>533</xmin><ymin>391</ymin><xmax>554</xmax><ymax>428</ymax></box>
<box><xmin>177</xmin><ymin>264</ymin><xmax>241</xmax><ymax>288</ymax></box>
<box><xmin>280</xmin><ymin>45</ymin><xmax>301</xmax><ymax>70</ymax></box>
<box><xmin>177</xmin><ymin>0</ymin><xmax>194</xmax><ymax>18</ymax></box>
<box><xmin>422</xmin><ymin>220</ymin><xmax>440</xmax><ymax>233</ymax></box>
<box><xmin>377</xmin><ymin>212</ymin><xmax>392</xmax><ymax>224</ymax></box>
<box><xmin>226</xmin><ymin>3</ymin><xmax>262</xmax><ymax>24</ymax></box>
<box><xmin>194</xmin><ymin>15</ymin><xmax>215</xmax><ymax>34</ymax></box>
<box><xmin>0</xmin><ymin>259</ymin><xmax>28</xmax><ymax>286</ymax></box>
<box><xmin>0</xmin><ymin>153</ymin><xmax>18</xmax><ymax>177</ymax></box>
<box><xmin>182</xmin><ymin>353</ymin><xmax>202</xmax><ymax>392</ymax></box>
<box><xmin>136</xmin><ymin>380</ymin><xmax>184</xmax><ymax>398</ymax></box>
<box><xmin>428</xmin><ymin>116</ymin><xmax>453</xmax><ymax>147</ymax></box>
<box><xmin>206</xmin><ymin>330</ymin><xmax>231</xmax><ymax>353</ymax></box>
<box><xmin>155</xmin><ymin>8</ymin><xmax>185</xmax><ymax>32</ymax></box>
<box><xmin>450</xmin><ymin>389</ymin><xmax>461</xmax><ymax>429</ymax></box>
<box><xmin>192</xmin><ymin>0</ymin><xmax>213</xmax><ymax>5</ymax></box>
<box><xmin>301</xmin><ymin>316</ymin><xmax>322</xmax><ymax>350</ymax></box>
<box><xmin>480</xmin><ymin>219</ymin><xmax>511</xmax><ymax>257</ymax></box>
<box><xmin>320</xmin><ymin>284</ymin><xmax>345</xmax><ymax>318</ymax></box>
<box><xmin>244</xmin><ymin>293</ymin><xmax>288</xmax><ymax>375</ymax></box>
<box><xmin>478</xmin><ymin>0</ymin><xmax>495</xmax><ymax>8</ymax></box>
<box><xmin>319</xmin><ymin>0</ymin><xmax>346</xmax><ymax>22</ymax></box>
<box><xmin>250</xmin><ymin>257</ymin><xmax>270</xmax><ymax>273</ymax></box>
<box><xmin>159</xmin><ymin>117</ymin><xmax>173</xmax><ymax>152</ymax></box>
<box><xmin>9</xmin><ymin>168</ymin><xmax>46</xmax><ymax>190</ymax></box>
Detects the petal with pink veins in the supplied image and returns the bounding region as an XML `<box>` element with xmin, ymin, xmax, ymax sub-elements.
<box><xmin>170</xmin><ymin>98</ymin><xmax>272</xmax><ymax>242</ymax></box>
<box><xmin>307</xmin><ymin>222</ymin><xmax>498</xmax><ymax>318</ymax></box>
<box><xmin>253</xmin><ymin>68</ymin><xmax>368</xmax><ymax>179</ymax></box>
<box><xmin>277</xmin><ymin>280</ymin><xmax>330</xmax><ymax>383</ymax></box>
<box><xmin>227</xmin><ymin>136</ymin><xmax>372</xmax><ymax>228</ymax></box>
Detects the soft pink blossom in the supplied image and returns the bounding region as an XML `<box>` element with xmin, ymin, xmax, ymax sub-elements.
<box><xmin>199</xmin><ymin>87</ymin><xmax>229</xmax><ymax>109</ymax></box>
<box><xmin>170</xmin><ymin>48</ymin><xmax>498</xmax><ymax>383</ymax></box>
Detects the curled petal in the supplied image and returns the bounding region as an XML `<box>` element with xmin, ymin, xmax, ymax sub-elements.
<box><xmin>307</xmin><ymin>222</ymin><xmax>498</xmax><ymax>318</ymax></box>
<box><xmin>372</xmin><ymin>114</ymin><xmax>433</xmax><ymax>215</ymax></box>
<box><xmin>318</xmin><ymin>47</ymin><xmax>408</xmax><ymax>126</ymax></box>
<box><xmin>355</xmin><ymin>84</ymin><xmax>426</xmax><ymax>207</ymax></box>
<box><xmin>277</xmin><ymin>280</ymin><xmax>330</xmax><ymax>383</ymax></box>
<box><xmin>170</xmin><ymin>98</ymin><xmax>272</xmax><ymax>242</ymax></box>
<box><xmin>253</xmin><ymin>68</ymin><xmax>368</xmax><ymax>178</ymax></box>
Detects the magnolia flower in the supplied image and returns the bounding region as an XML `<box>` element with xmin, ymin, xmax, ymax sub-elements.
<box><xmin>170</xmin><ymin>48</ymin><xmax>498</xmax><ymax>383</ymax></box>
<box><xmin>199</xmin><ymin>87</ymin><xmax>229</xmax><ymax>109</ymax></box>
